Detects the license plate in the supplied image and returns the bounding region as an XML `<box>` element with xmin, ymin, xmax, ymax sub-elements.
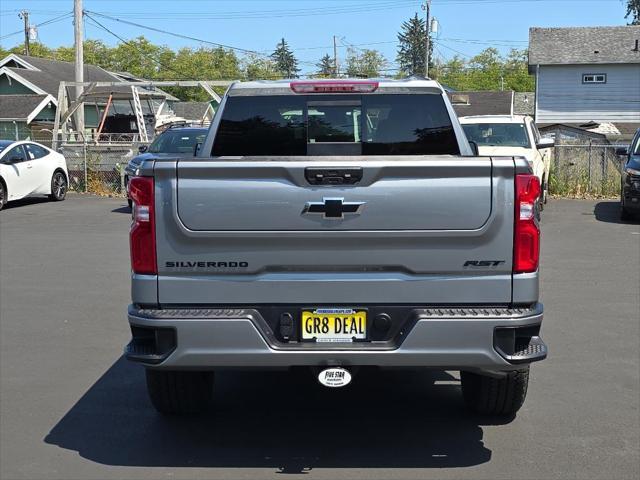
<box><xmin>301</xmin><ymin>308</ymin><xmax>367</xmax><ymax>342</ymax></box>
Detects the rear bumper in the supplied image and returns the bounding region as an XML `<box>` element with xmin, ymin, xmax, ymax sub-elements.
<box><xmin>622</xmin><ymin>179</ymin><xmax>640</xmax><ymax>210</ymax></box>
<box><xmin>125</xmin><ymin>304</ymin><xmax>546</xmax><ymax>370</ymax></box>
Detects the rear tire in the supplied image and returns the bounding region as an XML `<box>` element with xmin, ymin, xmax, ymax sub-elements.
<box><xmin>621</xmin><ymin>207</ymin><xmax>632</xmax><ymax>221</ymax></box>
<box><xmin>49</xmin><ymin>170</ymin><xmax>67</xmax><ymax>201</ymax></box>
<box><xmin>461</xmin><ymin>367</ymin><xmax>529</xmax><ymax>416</ymax></box>
<box><xmin>145</xmin><ymin>369</ymin><xmax>214</xmax><ymax>415</ymax></box>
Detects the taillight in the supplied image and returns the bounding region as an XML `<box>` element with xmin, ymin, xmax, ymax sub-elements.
<box><xmin>514</xmin><ymin>174</ymin><xmax>541</xmax><ymax>273</ymax></box>
<box><xmin>129</xmin><ymin>176</ymin><xmax>157</xmax><ymax>275</ymax></box>
<box><xmin>290</xmin><ymin>80</ymin><xmax>379</xmax><ymax>93</ymax></box>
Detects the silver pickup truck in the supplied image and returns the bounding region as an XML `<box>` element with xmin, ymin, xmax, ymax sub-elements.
<box><xmin>125</xmin><ymin>78</ymin><xmax>547</xmax><ymax>417</ymax></box>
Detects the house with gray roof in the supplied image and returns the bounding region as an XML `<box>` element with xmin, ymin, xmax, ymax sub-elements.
<box><xmin>528</xmin><ymin>26</ymin><xmax>640</xmax><ymax>140</ymax></box>
<box><xmin>0</xmin><ymin>53</ymin><xmax>179</xmax><ymax>141</ymax></box>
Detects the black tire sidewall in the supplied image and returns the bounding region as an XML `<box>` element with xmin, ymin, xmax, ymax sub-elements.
<box><xmin>51</xmin><ymin>171</ymin><xmax>67</xmax><ymax>201</ymax></box>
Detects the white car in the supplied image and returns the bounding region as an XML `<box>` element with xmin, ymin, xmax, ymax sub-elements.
<box><xmin>0</xmin><ymin>140</ymin><xmax>68</xmax><ymax>211</ymax></box>
<box><xmin>460</xmin><ymin>115</ymin><xmax>554</xmax><ymax>207</ymax></box>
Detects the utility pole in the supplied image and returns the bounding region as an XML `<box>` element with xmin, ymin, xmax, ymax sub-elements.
<box><xmin>74</xmin><ymin>0</ymin><xmax>85</xmax><ymax>137</ymax></box>
<box><xmin>333</xmin><ymin>35</ymin><xmax>338</xmax><ymax>77</ymax></box>
<box><xmin>19</xmin><ymin>10</ymin><xmax>29</xmax><ymax>56</ymax></box>
<box><xmin>423</xmin><ymin>0</ymin><xmax>431</xmax><ymax>78</ymax></box>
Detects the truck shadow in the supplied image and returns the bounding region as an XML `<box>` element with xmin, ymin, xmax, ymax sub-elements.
<box><xmin>45</xmin><ymin>357</ymin><xmax>500</xmax><ymax>472</ymax></box>
<box><xmin>594</xmin><ymin>201</ymin><xmax>640</xmax><ymax>224</ymax></box>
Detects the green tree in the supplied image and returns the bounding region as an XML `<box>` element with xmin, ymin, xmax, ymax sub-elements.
<box><xmin>243</xmin><ymin>54</ymin><xmax>279</xmax><ymax>80</ymax></box>
<box><xmin>433</xmin><ymin>55</ymin><xmax>468</xmax><ymax>90</ymax></box>
<box><xmin>396</xmin><ymin>13</ymin><xmax>432</xmax><ymax>77</ymax></box>
<box><xmin>270</xmin><ymin>38</ymin><xmax>299</xmax><ymax>78</ymax></box>
<box><xmin>9</xmin><ymin>42</ymin><xmax>52</xmax><ymax>58</ymax></box>
<box><xmin>108</xmin><ymin>36</ymin><xmax>168</xmax><ymax>79</ymax></box>
<box><xmin>466</xmin><ymin>47</ymin><xmax>503</xmax><ymax>90</ymax></box>
<box><xmin>167</xmin><ymin>46</ymin><xmax>240</xmax><ymax>100</ymax></box>
<box><xmin>345</xmin><ymin>48</ymin><xmax>388</xmax><ymax>78</ymax></box>
<box><xmin>53</xmin><ymin>40</ymin><xmax>111</xmax><ymax>67</ymax></box>
<box><xmin>315</xmin><ymin>53</ymin><xmax>335</xmax><ymax>78</ymax></box>
<box><xmin>503</xmin><ymin>49</ymin><xmax>535</xmax><ymax>92</ymax></box>
<box><xmin>627</xmin><ymin>0</ymin><xmax>640</xmax><ymax>24</ymax></box>
<box><xmin>434</xmin><ymin>48</ymin><xmax>534</xmax><ymax>92</ymax></box>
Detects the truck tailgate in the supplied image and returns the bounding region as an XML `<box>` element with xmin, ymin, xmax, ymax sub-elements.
<box><xmin>155</xmin><ymin>157</ymin><xmax>515</xmax><ymax>305</ymax></box>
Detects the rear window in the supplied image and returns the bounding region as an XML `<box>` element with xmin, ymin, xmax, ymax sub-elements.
<box><xmin>149</xmin><ymin>130</ymin><xmax>207</xmax><ymax>154</ymax></box>
<box><xmin>462</xmin><ymin>123</ymin><xmax>531</xmax><ymax>148</ymax></box>
<box><xmin>212</xmin><ymin>94</ymin><xmax>459</xmax><ymax>156</ymax></box>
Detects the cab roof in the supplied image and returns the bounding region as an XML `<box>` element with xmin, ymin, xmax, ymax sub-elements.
<box><xmin>227</xmin><ymin>78</ymin><xmax>445</xmax><ymax>96</ymax></box>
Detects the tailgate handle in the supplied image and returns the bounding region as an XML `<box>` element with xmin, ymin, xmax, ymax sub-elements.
<box><xmin>305</xmin><ymin>167</ymin><xmax>363</xmax><ymax>185</ymax></box>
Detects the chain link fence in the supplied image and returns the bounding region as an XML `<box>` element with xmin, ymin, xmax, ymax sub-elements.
<box><xmin>549</xmin><ymin>143</ymin><xmax>627</xmax><ymax>197</ymax></box>
<box><xmin>59</xmin><ymin>143</ymin><xmax>140</xmax><ymax>196</ymax></box>
<box><xmin>29</xmin><ymin>133</ymin><xmax>147</xmax><ymax>196</ymax></box>
<box><xmin>25</xmin><ymin>135</ymin><xmax>631</xmax><ymax>198</ymax></box>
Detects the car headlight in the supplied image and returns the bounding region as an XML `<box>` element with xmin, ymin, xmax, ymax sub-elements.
<box><xmin>625</xmin><ymin>167</ymin><xmax>640</xmax><ymax>176</ymax></box>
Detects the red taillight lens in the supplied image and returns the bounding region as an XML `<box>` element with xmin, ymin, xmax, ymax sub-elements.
<box><xmin>290</xmin><ymin>80</ymin><xmax>379</xmax><ymax>93</ymax></box>
<box><xmin>129</xmin><ymin>176</ymin><xmax>156</xmax><ymax>275</ymax></box>
<box><xmin>514</xmin><ymin>174</ymin><xmax>541</xmax><ymax>274</ymax></box>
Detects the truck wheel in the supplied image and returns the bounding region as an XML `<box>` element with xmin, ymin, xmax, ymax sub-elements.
<box><xmin>542</xmin><ymin>178</ymin><xmax>549</xmax><ymax>207</ymax></box>
<box><xmin>461</xmin><ymin>367</ymin><xmax>529</xmax><ymax>416</ymax></box>
<box><xmin>621</xmin><ymin>207</ymin><xmax>632</xmax><ymax>221</ymax></box>
<box><xmin>145</xmin><ymin>369</ymin><xmax>214</xmax><ymax>415</ymax></box>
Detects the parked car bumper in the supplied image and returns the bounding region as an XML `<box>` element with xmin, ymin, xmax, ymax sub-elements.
<box><xmin>622</xmin><ymin>182</ymin><xmax>640</xmax><ymax>211</ymax></box>
<box><xmin>125</xmin><ymin>303</ymin><xmax>546</xmax><ymax>371</ymax></box>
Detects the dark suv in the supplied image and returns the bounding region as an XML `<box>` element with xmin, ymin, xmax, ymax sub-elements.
<box><xmin>125</xmin><ymin>127</ymin><xmax>208</xmax><ymax>206</ymax></box>
<box><xmin>618</xmin><ymin>128</ymin><xmax>640</xmax><ymax>220</ymax></box>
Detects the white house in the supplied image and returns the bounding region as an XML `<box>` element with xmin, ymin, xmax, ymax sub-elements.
<box><xmin>528</xmin><ymin>26</ymin><xmax>640</xmax><ymax>140</ymax></box>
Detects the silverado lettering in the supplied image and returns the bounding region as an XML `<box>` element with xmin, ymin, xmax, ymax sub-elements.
<box><xmin>165</xmin><ymin>261</ymin><xmax>249</xmax><ymax>268</ymax></box>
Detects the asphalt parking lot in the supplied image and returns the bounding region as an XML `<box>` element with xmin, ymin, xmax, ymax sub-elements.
<box><xmin>0</xmin><ymin>194</ymin><xmax>638</xmax><ymax>480</ymax></box>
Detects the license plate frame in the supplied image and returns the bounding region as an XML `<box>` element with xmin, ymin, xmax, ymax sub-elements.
<box><xmin>300</xmin><ymin>308</ymin><xmax>368</xmax><ymax>343</ymax></box>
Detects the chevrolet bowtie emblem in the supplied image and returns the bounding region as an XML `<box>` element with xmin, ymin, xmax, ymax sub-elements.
<box><xmin>302</xmin><ymin>198</ymin><xmax>365</xmax><ymax>220</ymax></box>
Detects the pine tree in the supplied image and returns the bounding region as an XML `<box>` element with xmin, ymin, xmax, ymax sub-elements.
<box><xmin>396</xmin><ymin>13</ymin><xmax>433</xmax><ymax>77</ymax></box>
<box><xmin>270</xmin><ymin>38</ymin><xmax>300</xmax><ymax>78</ymax></box>
<box><xmin>627</xmin><ymin>0</ymin><xmax>640</xmax><ymax>24</ymax></box>
<box><xmin>316</xmin><ymin>54</ymin><xmax>335</xmax><ymax>77</ymax></box>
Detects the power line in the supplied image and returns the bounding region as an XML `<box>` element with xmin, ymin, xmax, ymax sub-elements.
<box><xmin>0</xmin><ymin>11</ymin><xmax>73</xmax><ymax>41</ymax></box>
<box><xmin>86</xmin><ymin>11</ymin><xmax>319</xmax><ymax>67</ymax></box>
<box><xmin>85</xmin><ymin>13</ymin><xmax>318</xmax><ymax>80</ymax></box>
<box><xmin>85</xmin><ymin>11</ymin><xmax>260</xmax><ymax>55</ymax></box>
<box><xmin>433</xmin><ymin>40</ymin><xmax>473</xmax><ymax>58</ymax></box>
<box><xmin>88</xmin><ymin>1</ymin><xmax>419</xmax><ymax>20</ymax></box>
<box><xmin>84</xmin><ymin>13</ymin><xmax>189</xmax><ymax>80</ymax></box>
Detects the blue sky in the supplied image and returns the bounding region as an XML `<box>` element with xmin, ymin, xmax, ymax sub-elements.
<box><xmin>0</xmin><ymin>0</ymin><xmax>631</xmax><ymax>74</ymax></box>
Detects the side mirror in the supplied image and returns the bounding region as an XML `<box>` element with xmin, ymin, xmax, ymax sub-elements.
<box><xmin>468</xmin><ymin>140</ymin><xmax>479</xmax><ymax>156</ymax></box>
<box><xmin>194</xmin><ymin>142</ymin><xmax>202</xmax><ymax>156</ymax></box>
<box><xmin>536</xmin><ymin>138</ymin><xmax>555</xmax><ymax>149</ymax></box>
<box><xmin>138</xmin><ymin>145</ymin><xmax>148</xmax><ymax>154</ymax></box>
<box><xmin>9</xmin><ymin>155</ymin><xmax>23</xmax><ymax>163</ymax></box>
<box><xmin>615</xmin><ymin>147</ymin><xmax>629</xmax><ymax>156</ymax></box>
